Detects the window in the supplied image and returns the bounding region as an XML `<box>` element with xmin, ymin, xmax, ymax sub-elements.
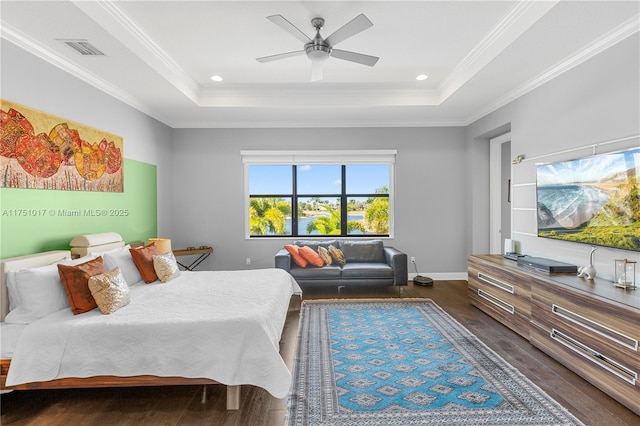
<box><xmin>242</xmin><ymin>150</ymin><xmax>395</xmax><ymax>238</ymax></box>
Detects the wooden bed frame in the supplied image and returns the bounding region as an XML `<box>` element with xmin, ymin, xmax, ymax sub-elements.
<box><xmin>0</xmin><ymin>249</ymin><xmax>240</xmax><ymax>409</ymax></box>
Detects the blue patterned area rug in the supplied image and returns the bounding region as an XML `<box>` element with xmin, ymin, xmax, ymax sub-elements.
<box><xmin>286</xmin><ymin>299</ymin><xmax>583</xmax><ymax>426</ymax></box>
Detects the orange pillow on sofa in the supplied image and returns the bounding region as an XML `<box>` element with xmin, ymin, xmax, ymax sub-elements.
<box><xmin>285</xmin><ymin>244</ymin><xmax>308</xmax><ymax>268</ymax></box>
<box><xmin>57</xmin><ymin>256</ymin><xmax>106</xmax><ymax>315</ymax></box>
<box><xmin>130</xmin><ymin>243</ymin><xmax>160</xmax><ymax>283</ymax></box>
<box><xmin>299</xmin><ymin>246</ymin><xmax>324</xmax><ymax>267</ymax></box>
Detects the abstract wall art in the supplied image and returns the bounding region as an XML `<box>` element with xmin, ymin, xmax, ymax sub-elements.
<box><xmin>0</xmin><ymin>99</ymin><xmax>123</xmax><ymax>192</ymax></box>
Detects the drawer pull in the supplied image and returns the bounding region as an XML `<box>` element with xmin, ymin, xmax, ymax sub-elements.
<box><xmin>551</xmin><ymin>328</ymin><xmax>637</xmax><ymax>385</ymax></box>
<box><xmin>477</xmin><ymin>273</ymin><xmax>514</xmax><ymax>294</ymax></box>
<box><xmin>552</xmin><ymin>304</ymin><xmax>638</xmax><ymax>351</ymax></box>
<box><xmin>478</xmin><ymin>289</ymin><xmax>515</xmax><ymax>314</ymax></box>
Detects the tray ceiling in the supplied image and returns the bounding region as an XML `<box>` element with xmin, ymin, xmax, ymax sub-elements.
<box><xmin>1</xmin><ymin>1</ymin><xmax>638</xmax><ymax>128</ymax></box>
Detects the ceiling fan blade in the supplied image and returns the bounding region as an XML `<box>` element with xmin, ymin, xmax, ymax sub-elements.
<box><xmin>311</xmin><ymin>60</ymin><xmax>323</xmax><ymax>82</ymax></box>
<box><xmin>325</xmin><ymin>14</ymin><xmax>373</xmax><ymax>47</ymax></box>
<box><xmin>267</xmin><ymin>14</ymin><xmax>311</xmax><ymax>43</ymax></box>
<box><xmin>330</xmin><ymin>49</ymin><xmax>379</xmax><ymax>67</ymax></box>
<box><xmin>256</xmin><ymin>50</ymin><xmax>304</xmax><ymax>63</ymax></box>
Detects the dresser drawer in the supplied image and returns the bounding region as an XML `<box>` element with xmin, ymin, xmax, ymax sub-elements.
<box><xmin>468</xmin><ymin>258</ymin><xmax>530</xmax><ymax>339</ymax></box>
<box><xmin>532</xmin><ymin>280</ymin><xmax>639</xmax><ymax>365</ymax></box>
<box><xmin>531</xmin><ymin>281</ymin><xmax>640</xmax><ymax>415</ymax></box>
<box><xmin>531</xmin><ymin>321</ymin><xmax>639</xmax><ymax>414</ymax></box>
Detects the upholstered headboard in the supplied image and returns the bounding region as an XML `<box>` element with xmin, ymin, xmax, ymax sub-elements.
<box><xmin>69</xmin><ymin>232</ymin><xmax>125</xmax><ymax>257</ymax></box>
<box><xmin>0</xmin><ymin>250</ymin><xmax>70</xmax><ymax>321</ymax></box>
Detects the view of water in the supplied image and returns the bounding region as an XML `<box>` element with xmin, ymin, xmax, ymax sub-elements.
<box><xmin>283</xmin><ymin>214</ymin><xmax>364</xmax><ymax>235</ymax></box>
<box><xmin>537</xmin><ymin>185</ymin><xmax>609</xmax><ymax>229</ymax></box>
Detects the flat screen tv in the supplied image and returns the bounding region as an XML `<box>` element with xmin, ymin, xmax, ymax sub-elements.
<box><xmin>536</xmin><ymin>147</ymin><xmax>640</xmax><ymax>252</ymax></box>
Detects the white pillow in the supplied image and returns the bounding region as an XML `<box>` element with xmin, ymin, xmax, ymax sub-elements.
<box><xmin>4</xmin><ymin>256</ymin><xmax>92</xmax><ymax>317</ymax></box>
<box><xmin>103</xmin><ymin>245</ymin><xmax>142</xmax><ymax>285</ymax></box>
<box><xmin>58</xmin><ymin>253</ymin><xmax>99</xmax><ymax>266</ymax></box>
<box><xmin>6</xmin><ymin>271</ymin><xmax>18</xmax><ymax>311</ymax></box>
<box><xmin>4</xmin><ymin>263</ymin><xmax>70</xmax><ymax>324</ymax></box>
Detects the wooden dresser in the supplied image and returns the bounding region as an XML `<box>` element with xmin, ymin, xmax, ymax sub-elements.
<box><xmin>468</xmin><ymin>254</ymin><xmax>640</xmax><ymax>415</ymax></box>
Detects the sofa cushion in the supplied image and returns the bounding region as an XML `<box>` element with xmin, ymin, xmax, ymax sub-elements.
<box><xmin>294</xmin><ymin>240</ymin><xmax>337</xmax><ymax>252</ymax></box>
<box><xmin>339</xmin><ymin>240</ymin><xmax>385</xmax><ymax>263</ymax></box>
<box><xmin>290</xmin><ymin>265</ymin><xmax>342</xmax><ymax>279</ymax></box>
<box><xmin>342</xmin><ymin>263</ymin><xmax>394</xmax><ymax>279</ymax></box>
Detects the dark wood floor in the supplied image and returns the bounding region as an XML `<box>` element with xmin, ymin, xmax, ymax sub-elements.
<box><xmin>2</xmin><ymin>281</ymin><xmax>638</xmax><ymax>425</ymax></box>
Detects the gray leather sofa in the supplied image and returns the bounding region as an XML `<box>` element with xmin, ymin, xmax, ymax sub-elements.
<box><xmin>275</xmin><ymin>239</ymin><xmax>408</xmax><ymax>289</ymax></box>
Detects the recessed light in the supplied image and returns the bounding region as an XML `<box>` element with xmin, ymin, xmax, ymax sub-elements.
<box><xmin>416</xmin><ymin>74</ymin><xmax>428</xmax><ymax>81</ymax></box>
<box><xmin>211</xmin><ymin>75</ymin><xmax>223</xmax><ymax>82</ymax></box>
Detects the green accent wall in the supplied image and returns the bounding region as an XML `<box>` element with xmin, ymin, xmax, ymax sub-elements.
<box><xmin>0</xmin><ymin>159</ymin><xmax>157</xmax><ymax>258</ymax></box>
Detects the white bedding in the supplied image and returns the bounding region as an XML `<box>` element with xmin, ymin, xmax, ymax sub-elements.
<box><xmin>6</xmin><ymin>268</ymin><xmax>302</xmax><ymax>398</ymax></box>
<box><xmin>0</xmin><ymin>323</ymin><xmax>26</xmax><ymax>358</ymax></box>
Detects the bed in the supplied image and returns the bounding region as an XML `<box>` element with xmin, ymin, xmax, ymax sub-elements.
<box><xmin>0</xmin><ymin>234</ymin><xmax>302</xmax><ymax>410</ymax></box>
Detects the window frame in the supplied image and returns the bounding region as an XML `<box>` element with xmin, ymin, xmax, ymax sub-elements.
<box><xmin>242</xmin><ymin>150</ymin><xmax>396</xmax><ymax>239</ymax></box>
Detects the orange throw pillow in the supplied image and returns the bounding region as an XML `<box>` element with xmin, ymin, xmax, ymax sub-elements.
<box><xmin>57</xmin><ymin>256</ymin><xmax>106</xmax><ymax>315</ymax></box>
<box><xmin>285</xmin><ymin>244</ymin><xmax>308</xmax><ymax>268</ymax></box>
<box><xmin>299</xmin><ymin>246</ymin><xmax>324</xmax><ymax>267</ymax></box>
<box><xmin>130</xmin><ymin>243</ymin><xmax>161</xmax><ymax>283</ymax></box>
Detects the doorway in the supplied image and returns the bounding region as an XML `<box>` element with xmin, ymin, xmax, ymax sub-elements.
<box><xmin>489</xmin><ymin>133</ymin><xmax>511</xmax><ymax>254</ymax></box>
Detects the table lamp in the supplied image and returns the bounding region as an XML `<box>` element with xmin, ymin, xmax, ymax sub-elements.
<box><xmin>148</xmin><ymin>238</ymin><xmax>172</xmax><ymax>254</ymax></box>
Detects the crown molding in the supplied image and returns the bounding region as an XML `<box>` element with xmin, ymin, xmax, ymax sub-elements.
<box><xmin>464</xmin><ymin>14</ymin><xmax>640</xmax><ymax>126</ymax></box>
<box><xmin>69</xmin><ymin>0</ymin><xmax>558</xmax><ymax>110</ymax></box>
<box><xmin>72</xmin><ymin>0</ymin><xmax>201</xmax><ymax>104</ymax></box>
<box><xmin>0</xmin><ymin>21</ymin><xmax>171</xmax><ymax>125</ymax></box>
<box><xmin>438</xmin><ymin>0</ymin><xmax>558</xmax><ymax>104</ymax></box>
<box><xmin>3</xmin><ymin>2</ymin><xmax>636</xmax><ymax>129</ymax></box>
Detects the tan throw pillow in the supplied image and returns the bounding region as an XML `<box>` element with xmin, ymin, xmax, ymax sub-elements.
<box><xmin>153</xmin><ymin>252</ymin><xmax>180</xmax><ymax>283</ymax></box>
<box><xmin>57</xmin><ymin>256</ymin><xmax>106</xmax><ymax>315</ymax></box>
<box><xmin>318</xmin><ymin>246</ymin><xmax>332</xmax><ymax>265</ymax></box>
<box><xmin>88</xmin><ymin>267</ymin><xmax>130</xmax><ymax>314</ymax></box>
<box><xmin>328</xmin><ymin>245</ymin><xmax>346</xmax><ymax>266</ymax></box>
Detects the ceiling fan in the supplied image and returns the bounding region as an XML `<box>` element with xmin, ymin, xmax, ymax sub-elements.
<box><xmin>256</xmin><ymin>14</ymin><xmax>379</xmax><ymax>82</ymax></box>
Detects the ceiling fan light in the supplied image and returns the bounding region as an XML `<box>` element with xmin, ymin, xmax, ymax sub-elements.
<box><xmin>308</xmin><ymin>51</ymin><xmax>329</xmax><ymax>62</ymax></box>
<box><xmin>305</xmin><ymin>44</ymin><xmax>330</xmax><ymax>62</ymax></box>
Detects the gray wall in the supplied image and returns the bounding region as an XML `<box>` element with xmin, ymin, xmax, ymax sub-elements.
<box><xmin>170</xmin><ymin>127</ymin><xmax>468</xmax><ymax>277</ymax></box>
<box><xmin>466</xmin><ymin>34</ymin><xmax>640</xmax><ymax>281</ymax></box>
<box><xmin>3</xmin><ymin>30</ymin><xmax>638</xmax><ymax>281</ymax></box>
<box><xmin>169</xmin><ymin>33</ymin><xmax>640</xmax><ymax>280</ymax></box>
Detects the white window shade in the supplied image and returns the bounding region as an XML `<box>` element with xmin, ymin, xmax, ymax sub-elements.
<box><xmin>241</xmin><ymin>150</ymin><xmax>396</xmax><ymax>164</ymax></box>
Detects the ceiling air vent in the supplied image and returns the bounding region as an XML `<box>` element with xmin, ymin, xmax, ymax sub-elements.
<box><xmin>59</xmin><ymin>39</ymin><xmax>105</xmax><ymax>56</ymax></box>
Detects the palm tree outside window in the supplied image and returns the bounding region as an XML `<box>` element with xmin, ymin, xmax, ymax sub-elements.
<box><xmin>245</xmin><ymin>154</ymin><xmax>394</xmax><ymax>238</ymax></box>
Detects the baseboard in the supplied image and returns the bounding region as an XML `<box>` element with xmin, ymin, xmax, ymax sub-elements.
<box><xmin>410</xmin><ymin>272</ymin><xmax>467</xmax><ymax>281</ymax></box>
